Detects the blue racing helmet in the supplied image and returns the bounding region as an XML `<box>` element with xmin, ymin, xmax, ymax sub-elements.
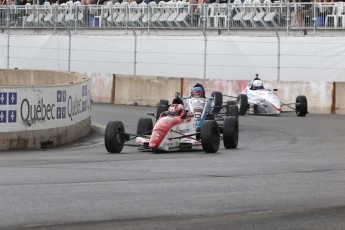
<box><xmin>190</xmin><ymin>87</ymin><xmax>203</xmax><ymax>97</ymax></box>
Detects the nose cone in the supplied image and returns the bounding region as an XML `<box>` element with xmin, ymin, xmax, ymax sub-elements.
<box><xmin>272</xmin><ymin>100</ymin><xmax>281</xmax><ymax>111</ymax></box>
<box><xmin>149</xmin><ymin>129</ymin><xmax>166</xmax><ymax>148</ymax></box>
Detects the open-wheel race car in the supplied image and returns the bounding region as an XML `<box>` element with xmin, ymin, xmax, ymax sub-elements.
<box><xmin>104</xmin><ymin>95</ymin><xmax>239</xmax><ymax>154</ymax></box>
<box><xmin>223</xmin><ymin>75</ymin><xmax>308</xmax><ymax>117</ymax></box>
<box><xmin>156</xmin><ymin>85</ymin><xmax>239</xmax><ymax>129</ymax></box>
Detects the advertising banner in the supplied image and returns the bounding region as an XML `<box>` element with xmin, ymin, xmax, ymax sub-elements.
<box><xmin>0</xmin><ymin>82</ymin><xmax>91</xmax><ymax>132</ymax></box>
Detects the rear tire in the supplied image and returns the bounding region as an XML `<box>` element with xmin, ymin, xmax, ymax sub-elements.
<box><xmin>296</xmin><ymin>95</ymin><xmax>308</xmax><ymax>117</ymax></box>
<box><xmin>200</xmin><ymin>120</ymin><xmax>220</xmax><ymax>153</ymax></box>
<box><xmin>223</xmin><ymin>116</ymin><xmax>239</xmax><ymax>149</ymax></box>
<box><xmin>237</xmin><ymin>94</ymin><xmax>248</xmax><ymax>116</ymax></box>
<box><xmin>104</xmin><ymin>121</ymin><xmax>125</xmax><ymax>153</ymax></box>
<box><xmin>227</xmin><ymin>104</ymin><xmax>239</xmax><ymax>118</ymax></box>
<box><xmin>159</xmin><ymin>99</ymin><xmax>169</xmax><ymax>107</ymax></box>
<box><xmin>211</xmin><ymin>91</ymin><xmax>223</xmax><ymax>113</ymax></box>
<box><xmin>227</xmin><ymin>100</ymin><xmax>237</xmax><ymax>106</ymax></box>
<box><xmin>137</xmin><ymin>118</ymin><xmax>153</xmax><ymax>135</ymax></box>
<box><xmin>156</xmin><ymin>104</ymin><xmax>168</xmax><ymax>121</ymax></box>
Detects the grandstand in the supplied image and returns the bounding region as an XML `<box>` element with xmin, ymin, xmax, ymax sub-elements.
<box><xmin>1</xmin><ymin>1</ymin><xmax>345</xmax><ymax>32</ymax></box>
<box><xmin>1</xmin><ymin>0</ymin><xmax>345</xmax><ymax>83</ymax></box>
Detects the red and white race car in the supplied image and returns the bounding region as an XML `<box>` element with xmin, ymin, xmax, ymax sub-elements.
<box><xmin>104</xmin><ymin>99</ymin><xmax>239</xmax><ymax>154</ymax></box>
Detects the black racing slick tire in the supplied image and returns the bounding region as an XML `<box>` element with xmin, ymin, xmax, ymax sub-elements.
<box><xmin>296</xmin><ymin>95</ymin><xmax>308</xmax><ymax>117</ymax></box>
<box><xmin>227</xmin><ymin>100</ymin><xmax>237</xmax><ymax>106</ymax></box>
<box><xmin>227</xmin><ymin>104</ymin><xmax>239</xmax><ymax>118</ymax></box>
<box><xmin>159</xmin><ymin>99</ymin><xmax>169</xmax><ymax>107</ymax></box>
<box><xmin>223</xmin><ymin>116</ymin><xmax>239</xmax><ymax>149</ymax></box>
<box><xmin>211</xmin><ymin>91</ymin><xmax>223</xmax><ymax>114</ymax></box>
<box><xmin>156</xmin><ymin>104</ymin><xmax>168</xmax><ymax>121</ymax></box>
<box><xmin>237</xmin><ymin>94</ymin><xmax>248</xmax><ymax>116</ymax></box>
<box><xmin>137</xmin><ymin>118</ymin><xmax>153</xmax><ymax>136</ymax></box>
<box><xmin>104</xmin><ymin>121</ymin><xmax>125</xmax><ymax>153</ymax></box>
<box><xmin>200</xmin><ymin>120</ymin><xmax>220</xmax><ymax>153</ymax></box>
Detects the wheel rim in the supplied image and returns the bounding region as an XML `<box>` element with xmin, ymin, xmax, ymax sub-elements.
<box><xmin>116</xmin><ymin>126</ymin><xmax>124</xmax><ymax>144</ymax></box>
<box><xmin>296</xmin><ymin>99</ymin><xmax>300</xmax><ymax>114</ymax></box>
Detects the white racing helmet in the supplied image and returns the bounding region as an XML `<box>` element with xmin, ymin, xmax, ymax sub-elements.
<box><xmin>252</xmin><ymin>79</ymin><xmax>263</xmax><ymax>89</ymax></box>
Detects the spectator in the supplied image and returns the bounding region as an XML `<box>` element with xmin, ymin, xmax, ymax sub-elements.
<box><xmin>194</xmin><ymin>0</ymin><xmax>209</xmax><ymax>13</ymax></box>
<box><xmin>292</xmin><ymin>0</ymin><xmax>313</xmax><ymax>27</ymax></box>
<box><xmin>17</xmin><ymin>0</ymin><xmax>27</xmax><ymax>5</ymax></box>
<box><xmin>5</xmin><ymin>0</ymin><xmax>15</xmax><ymax>4</ymax></box>
<box><xmin>315</xmin><ymin>0</ymin><xmax>335</xmax><ymax>27</ymax></box>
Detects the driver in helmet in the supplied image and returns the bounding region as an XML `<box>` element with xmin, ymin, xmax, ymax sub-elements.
<box><xmin>190</xmin><ymin>87</ymin><xmax>203</xmax><ymax>98</ymax></box>
<box><xmin>250</xmin><ymin>74</ymin><xmax>265</xmax><ymax>90</ymax></box>
<box><xmin>168</xmin><ymin>104</ymin><xmax>185</xmax><ymax>117</ymax></box>
<box><xmin>191</xmin><ymin>83</ymin><xmax>206</xmax><ymax>98</ymax></box>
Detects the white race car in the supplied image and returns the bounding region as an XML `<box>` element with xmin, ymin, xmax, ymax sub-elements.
<box><xmin>233</xmin><ymin>76</ymin><xmax>308</xmax><ymax>117</ymax></box>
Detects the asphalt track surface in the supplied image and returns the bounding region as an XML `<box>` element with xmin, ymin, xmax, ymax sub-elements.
<box><xmin>1</xmin><ymin>103</ymin><xmax>345</xmax><ymax>230</ymax></box>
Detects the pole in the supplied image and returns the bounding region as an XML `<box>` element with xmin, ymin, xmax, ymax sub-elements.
<box><xmin>275</xmin><ymin>30</ymin><xmax>280</xmax><ymax>81</ymax></box>
<box><xmin>203</xmin><ymin>30</ymin><xmax>207</xmax><ymax>80</ymax></box>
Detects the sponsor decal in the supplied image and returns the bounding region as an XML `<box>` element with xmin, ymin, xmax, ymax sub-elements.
<box><xmin>176</xmin><ymin>126</ymin><xmax>191</xmax><ymax>134</ymax></box>
<box><xmin>21</xmin><ymin>98</ymin><xmax>56</xmax><ymax>125</ymax></box>
<box><xmin>0</xmin><ymin>85</ymin><xmax>91</xmax><ymax>126</ymax></box>
<box><xmin>9</xmin><ymin>93</ymin><xmax>17</xmax><ymax>105</ymax></box>
<box><xmin>0</xmin><ymin>111</ymin><xmax>6</xmax><ymax>123</ymax></box>
<box><xmin>0</xmin><ymin>92</ymin><xmax>17</xmax><ymax>123</ymax></box>
<box><xmin>8</xmin><ymin>110</ymin><xmax>16</xmax><ymax>122</ymax></box>
<box><xmin>0</xmin><ymin>92</ymin><xmax>7</xmax><ymax>105</ymax></box>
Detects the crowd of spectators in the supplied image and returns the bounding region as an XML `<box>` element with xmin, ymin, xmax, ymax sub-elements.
<box><xmin>1</xmin><ymin>0</ymin><xmax>344</xmax><ymax>29</ymax></box>
<box><xmin>1</xmin><ymin>0</ymin><xmax>343</xmax><ymax>6</ymax></box>
<box><xmin>0</xmin><ymin>0</ymin><xmax>288</xmax><ymax>5</ymax></box>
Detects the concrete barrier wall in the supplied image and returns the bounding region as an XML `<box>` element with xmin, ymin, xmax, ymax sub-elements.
<box><xmin>0</xmin><ymin>69</ymin><xmax>81</xmax><ymax>85</ymax></box>
<box><xmin>335</xmin><ymin>82</ymin><xmax>345</xmax><ymax>114</ymax></box>
<box><xmin>0</xmin><ymin>69</ymin><xmax>92</xmax><ymax>150</ymax></box>
<box><xmin>1</xmin><ymin>119</ymin><xmax>91</xmax><ymax>150</ymax></box>
<box><xmin>88</xmin><ymin>74</ymin><xmax>182</xmax><ymax>105</ymax></box>
<box><xmin>114</xmin><ymin>75</ymin><xmax>182</xmax><ymax>106</ymax></box>
<box><xmin>91</xmin><ymin>75</ymin><xmax>341</xmax><ymax>114</ymax></box>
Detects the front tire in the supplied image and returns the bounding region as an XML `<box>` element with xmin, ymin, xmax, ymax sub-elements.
<box><xmin>223</xmin><ymin>116</ymin><xmax>239</xmax><ymax>149</ymax></box>
<box><xmin>296</xmin><ymin>95</ymin><xmax>308</xmax><ymax>117</ymax></box>
<box><xmin>104</xmin><ymin>121</ymin><xmax>125</xmax><ymax>153</ymax></box>
<box><xmin>237</xmin><ymin>94</ymin><xmax>248</xmax><ymax>116</ymax></box>
<box><xmin>211</xmin><ymin>91</ymin><xmax>223</xmax><ymax>113</ymax></box>
<box><xmin>137</xmin><ymin>118</ymin><xmax>153</xmax><ymax>136</ymax></box>
<box><xmin>200</xmin><ymin>120</ymin><xmax>220</xmax><ymax>153</ymax></box>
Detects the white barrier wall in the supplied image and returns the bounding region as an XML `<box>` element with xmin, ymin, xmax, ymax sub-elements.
<box><xmin>0</xmin><ymin>84</ymin><xmax>91</xmax><ymax>132</ymax></box>
<box><xmin>1</xmin><ymin>33</ymin><xmax>345</xmax><ymax>82</ymax></box>
<box><xmin>0</xmin><ymin>69</ymin><xmax>92</xmax><ymax>150</ymax></box>
<box><xmin>0</xmin><ymin>35</ymin><xmax>7</xmax><ymax>68</ymax></box>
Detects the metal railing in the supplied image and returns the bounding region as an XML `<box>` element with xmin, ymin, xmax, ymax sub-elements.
<box><xmin>0</xmin><ymin>1</ymin><xmax>344</xmax><ymax>32</ymax></box>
